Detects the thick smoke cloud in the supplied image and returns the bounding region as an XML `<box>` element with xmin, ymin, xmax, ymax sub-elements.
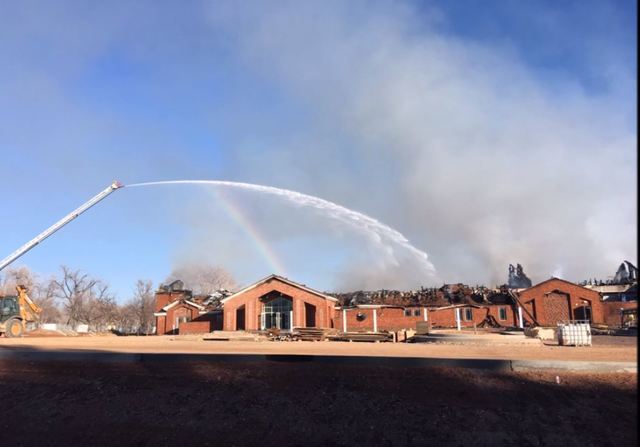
<box><xmin>1</xmin><ymin>1</ymin><xmax>634</xmax><ymax>294</ymax></box>
<box><xmin>203</xmin><ymin>0</ymin><xmax>636</xmax><ymax>289</ymax></box>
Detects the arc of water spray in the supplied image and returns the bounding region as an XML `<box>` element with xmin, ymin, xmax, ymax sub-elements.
<box><xmin>127</xmin><ymin>180</ymin><xmax>437</xmax><ymax>278</ymax></box>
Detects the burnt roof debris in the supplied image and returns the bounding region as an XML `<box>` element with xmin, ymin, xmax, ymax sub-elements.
<box><xmin>156</xmin><ymin>279</ymin><xmax>231</xmax><ymax>311</ymax></box>
<box><xmin>614</xmin><ymin>261</ymin><xmax>638</xmax><ymax>284</ymax></box>
<box><xmin>329</xmin><ymin>285</ymin><xmax>515</xmax><ymax>308</ymax></box>
<box><xmin>200</xmin><ymin>289</ymin><xmax>232</xmax><ymax>309</ymax></box>
<box><xmin>507</xmin><ymin>263</ymin><xmax>532</xmax><ymax>289</ymax></box>
<box><xmin>159</xmin><ymin>280</ymin><xmax>187</xmax><ymax>293</ymax></box>
<box><xmin>579</xmin><ymin>260</ymin><xmax>639</xmax><ymax>287</ymax></box>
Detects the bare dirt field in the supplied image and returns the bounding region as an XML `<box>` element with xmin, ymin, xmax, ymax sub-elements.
<box><xmin>1</xmin><ymin>334</ymin><xmax>637</xmax><ymax>362</ymax></box>
<box><xmin>0</xmin><ymin>357</ymin><xmax>636</xmax><ymax>447</ymax></box>
<box><xmin>0</xmin><ymin>335</ymin><xmax>637</xmax><ymax>446</ymax></box>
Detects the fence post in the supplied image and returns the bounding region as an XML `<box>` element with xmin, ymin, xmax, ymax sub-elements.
<box><xmin>342</xmin><ymin>309</ymin><xmax>347</xmax><ymax>333</ymax></box>
<box><xmin>373</xmin><ymin>308</ymin><xmax>378</xmax><ymax>333</ymax></box>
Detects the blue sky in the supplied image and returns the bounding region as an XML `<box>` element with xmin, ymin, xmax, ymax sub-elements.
<box><xmin>0</xmin><ymin>0</ymin><xmax>636</xmax><ymax>300</ymax></box>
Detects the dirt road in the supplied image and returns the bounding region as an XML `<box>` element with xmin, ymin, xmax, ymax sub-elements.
<box><xmin>1</xmin><ymin>334</ymin><xmax>636</xmax><ymax>362</ymax></box>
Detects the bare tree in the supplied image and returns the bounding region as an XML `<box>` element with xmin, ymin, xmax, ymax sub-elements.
<box><xmin>115</xmin><ymin>301</ymin><xmax>139</xmax><ymax>335</ymax></box>
<box><xmin>51</xmin><ymin>266</ymin><xmax>115</xmax><ymax>330</ymax></box>
<box><xmin>127</xmin><ymin>279</ymin><xmax>155</xmax><ymax>334</ymax></box>
<box><xmin>52</xmin><ymin>266</ymin><xmax>97</xmax><ymax>326</ymax></box>
<box><xmin>85</xmin><ymin>283</ymin><xmax>118</xmax><ymax>332</ymax></box>
<box><xmin>36</xmin><ymin>278</ymin><xmax>62</xmax><ymax>324</ymax></box>
<box><xmin>165</xmin><ymin>263</ymin><xmax>237</xmax><ymax>295</ymax></box>
<box><xmin>0</xmin><ymin>265</ymin><xmax>37</xmax><ymax>295</ymax></box>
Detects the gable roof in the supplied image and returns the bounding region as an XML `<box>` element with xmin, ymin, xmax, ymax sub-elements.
<box><xmin>154</xmin><ymin>299</ymin><xmax>205</xmax><ymax>316</ymax></box>
<box><xmin>519</xmin><ymin>277</ymin><xmax>600</xmax><ymax>296</ymax></box>
<box><xmin>221</xmin><ymin>274</ymin><xmax>338</xmax><ymax>304</ymax></box>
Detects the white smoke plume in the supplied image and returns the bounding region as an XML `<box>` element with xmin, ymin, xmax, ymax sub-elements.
<box><xmin>201</xmin><ymin>0</ymin><xmax>636</xmax><ymax>288</ymax></box>
<box><xmin>1</xmin><ymin>1</ymin><xmax>634</xmax><ymax>293</ymax></box>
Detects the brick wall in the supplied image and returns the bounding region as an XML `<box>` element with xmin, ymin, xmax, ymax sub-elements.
<box><xmin>155</xmin><ymin>291</ymin><xmax>189</xmax><ymax>312</ymax></box>
<box><xmin>156</xmin><ymin>303</ymin><xmax>202</xmax><ymax>335</ymax></box>
<box><xmin>517</xmin><ymin>278</ymin><xmax>603</xmax><ymax>326</ymax></box>
<box><xmin>334</xmin><ymin>307</ymin><xmax>426</xmax><ymax>332</ymax></box>
<box><xmin>222</xmin><ymin>278</ymin><xmax>336</xmax><ymax>330</ymax></box>
<box><xmin>542</xmin><ymin>292</ymin><xmax>571</xmax><ymax>323</ymax></box>
<box><xmin>178</xmin><ymin>321</ymin><xmax>211</xmax><ymax>334</ymax></box>
<box><xmin>428</xmin><ymin>306</ymin><xmax>517</xmax><ymax>328</ymax></box>
<box><xmin>194</xmin><ymin>312</ymin><xmax>223</xmax><ymax>331</ymax></box>
<box><xmin>601</xmin><ymin>301</ymin><xmax>638</xmax><ymax>327</ymax></box>
<box><xmin>334</xmin><ymin>305</ymin><xmax>518</xmax><ymax>332</ymax></box>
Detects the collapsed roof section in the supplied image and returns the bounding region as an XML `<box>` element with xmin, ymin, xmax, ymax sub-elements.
<box><xmin>329</xmin><ymin>284</ymin><xmax>515</xmax><ymax>308</ymax></box>
<box><xmin>156</xmin><ymin>280</ymin><xmax>233</xmax><ymax>312</ymax></box>
<box><xmin>613</xmin><ymin>261</ymin><xmax>638</xmax><ymax>284</ymax></box>
<box><xmin>580</xmin><ymin>260</ymin><xmax>639</xmax><ymax>287</ymax></box>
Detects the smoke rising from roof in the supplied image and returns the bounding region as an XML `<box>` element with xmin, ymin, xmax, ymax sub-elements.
<box><xmin>201</xmin><ymin>1</ymin><xmax>636</xmax><ymax>288</ymax></box>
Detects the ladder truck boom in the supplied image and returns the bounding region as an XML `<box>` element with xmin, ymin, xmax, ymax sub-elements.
<box><xmin>0</xmin><ymin>181</ymin><xmax>124</xmax><ymax>272</ymax></box>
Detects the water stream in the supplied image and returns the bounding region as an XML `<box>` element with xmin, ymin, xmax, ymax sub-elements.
<box><xmin>128</xmin><ymin>180</ymin><xmax>437</xmax><ymax>277</ymax></box>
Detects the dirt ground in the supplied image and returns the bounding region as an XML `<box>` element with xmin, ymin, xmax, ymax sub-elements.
<box><xmin>1</xmin><ymin>333</ymin><xmax>637</xmax><ymax>362</ymax></box>
<box><xmin>0</xmin><ymin>358</ymin><xmax>636</xmax><ymax>447</ymax></box>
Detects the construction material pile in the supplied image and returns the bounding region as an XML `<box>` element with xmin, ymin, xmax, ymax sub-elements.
<box><xmin>326</xmin><ymin>331</ymin><xmax>393</xmax><ymax>342</ymax></box>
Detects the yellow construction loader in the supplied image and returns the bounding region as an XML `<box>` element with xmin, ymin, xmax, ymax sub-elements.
<box><xmin>0</xmin><ymin>285</ymin><xmax>42</xmax><ymax>337</ymax></box>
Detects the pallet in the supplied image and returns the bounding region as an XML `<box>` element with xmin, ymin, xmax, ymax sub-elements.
<box><xmin>326</xmin><ymin>331</ymin><xmax>393</xmax><ymax>343</ymax></box>
<box><xmin>291</xmin><ymin>327</ymin><xmax>335</xmax><ymax>341</ymax></box>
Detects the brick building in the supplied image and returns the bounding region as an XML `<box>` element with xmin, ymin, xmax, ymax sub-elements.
<box><xmin>220</xmin><ymin>275</ymin><xmax>338</xmax><ymax>331</ymax></box>
<box><xmin>517</xmin><ymin>277</ymin><xmax>603</xmax><ymax>326</ymax></box>
<box><xmin>153</xmin><ymin>276</ymin><xmax>338</xmax><ymax>334</ymax></box>
<box><xmin>153</xmin><ymin>280</ymin><xmax>222</xmax><ymax>335</ymax></box>
<box><xmin>154</xmin><ymin>275</ymin><xmax>629</xmax><ymax>335</ymax></box>
<box><xmin>334</xmin><ymin>303</ymin><xmax>519</xmax><ymax>332</ymax></box>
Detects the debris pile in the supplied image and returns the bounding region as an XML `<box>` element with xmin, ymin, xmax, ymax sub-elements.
<box><xmin>157</xmin><ymin>279</ymin><xmax>232</xmax><ymax>311</ymax></box>
<box><xmin>330</xmin><ymin>284</ymin><xmax>515</xmax><ymax>308</ymax></box>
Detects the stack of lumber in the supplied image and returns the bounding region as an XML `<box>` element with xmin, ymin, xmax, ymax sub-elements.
<box><xmin>292</xmin><ymin>327</ymin><xmax>330</xmax><ymax>341</ymax></box>
<box><xmin>326</xmin><ymin>331</ymin><xmax>393</xmax><ymax>343</ymax></box>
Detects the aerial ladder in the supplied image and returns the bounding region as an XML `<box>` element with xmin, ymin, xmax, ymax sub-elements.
<box><xmin>0</xmin><ymin>181</ymin><xmax>124</xmax><ymax>272</ymax></box>
<box><xmin>0</xmin><ymin>181</ymin><xmax>124</xmax><ymax>336</ymax></box>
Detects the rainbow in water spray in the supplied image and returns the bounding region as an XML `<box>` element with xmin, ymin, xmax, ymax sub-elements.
<box><xmin>210</xmin><ymin>187</ymin><xmax>288</xmax><ymax>276</ymax></box>
<box><xmin>127</xmin><ymin>180</ymin><xmax>438</xmax><ymax>279</ymax></box>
